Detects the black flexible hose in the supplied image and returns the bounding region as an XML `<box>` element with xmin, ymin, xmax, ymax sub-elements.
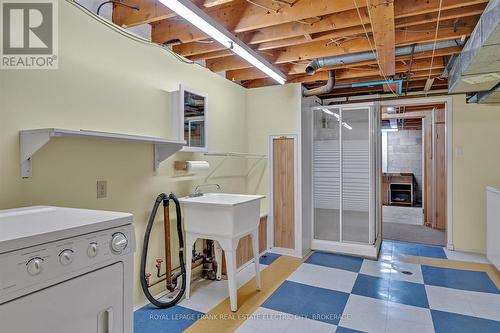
<box><xmin>140</xmin><ymin>193</ymin><xmax>186</xmax><ymax>308</ymax></box>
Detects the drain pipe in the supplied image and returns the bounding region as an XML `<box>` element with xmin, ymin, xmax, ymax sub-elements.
<box><xmin>302</xmin><ymin>70</ymin><xmax>335</xmax><ymax>97</ymax></box>
<box><xmin>305</xmin><ymin>40</ymin><xmax>463</xmax><ymax>75</ymax></box>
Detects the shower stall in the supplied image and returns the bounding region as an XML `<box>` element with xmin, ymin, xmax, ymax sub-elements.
<box><xmin>305</xmin><ymin>102</ymin><xmax>381</xmax><ymax>258</ymax></box>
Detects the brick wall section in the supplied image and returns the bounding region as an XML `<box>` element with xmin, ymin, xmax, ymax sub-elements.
<box><xmin>387</xmin><ymin>130</ymin><xmax>423</xmax><ymax>204</ymax></box>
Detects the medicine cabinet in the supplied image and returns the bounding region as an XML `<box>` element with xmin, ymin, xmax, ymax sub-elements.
<box><xmin>172</xmin><ymin>85</ymin><xmax>208</xmax><ymax>152</ymax></box>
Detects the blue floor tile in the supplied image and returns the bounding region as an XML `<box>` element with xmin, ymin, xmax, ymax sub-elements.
<box><xmin>391</xmin><ymin>240</ymin><xmax>447</xmax><ymax>259</ymax></box>
<box><xmin>306</xmin><ymin>251</ymin><xmax>363</xmax><ymax>272</ymax></box>
<box><xmin>351</xmin><ymin>274</ymin><xmax>390</xmax><ymax>301</ymax></box>
<box><xmin>134</xmin><ymin>304</ymin><xmax>203</xmax><ymax>333</ymax></box>
<box><xmin>262</xmin><ymin>280</ymin><xmax>349</xmax><ymax>325</ymax></box>
<box><xmin>431</xmin><ymin>310</ymin><xmax>500</xmax><ymax>333</ymax></box>
<box><xmin>352</xmin><ymin>274</ymin><xmax>429</xmax><ymax>308</ymax></box>
<box><xmin>417</xmin><ymin>245</ymin><xmax>447</xmax><ymax>259</ymax></box>
<box><xmin>381</xmin><ymin>240</ymin><xmax>394</xmax><ymax>254</ymax></box>
<box><xmin>422</xmin><ymin>265</ymin><xmax>500</xmax><ymax>294</ymax></box>
<box><xmin>336</xmin><ymin>327</ymin><xmax>366</xmax><ymax>333</ymax></box>
<box><xmin>388</xmin><ymin>278</ymin><xmax>429</xmax><ymax>308</ymax></box>
<box><xmin>260</xmin><ymin>252</ymin><xmax>281</xmax><ymax>265</ymax></box>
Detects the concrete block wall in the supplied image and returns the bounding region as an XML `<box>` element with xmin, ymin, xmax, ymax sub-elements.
<box><xmin>387</xmin><ymin>130</ymin><xmax>423</xmax><ymax>204</ymax></box>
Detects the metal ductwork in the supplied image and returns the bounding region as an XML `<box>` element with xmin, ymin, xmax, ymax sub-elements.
<box><xmin>305</xmin><ymin>40</ymin><xmax>464</xmax><ymax>75</ymax></box>
<box><xmin>302</xmin><ymin>70</ymin><xmax>335</xmax><ymax>97</ymax></box>
<box><xmin>448</xmin><ymin>0</ymin><xmax>500</xmax><ymax>104</ymax></box>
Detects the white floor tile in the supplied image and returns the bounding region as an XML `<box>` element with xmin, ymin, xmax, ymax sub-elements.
<box><xmin>389</xmin><ymin>261</ymin><xmax>424</xmax><ymax>284</ymax></box>
<box><xmin>339</xmin><ymin>295</ymin><xmax>387</xmax><ymax>333</ymax></box>
<box><xmin>443</xmin><ymin>249</ymin><xmax>490</xmax><ymax>264</ymax></box>
<box><xmin>179</xmin><ymin>263</ymin><xmax>267</xmax><ymax>313</ymax></box>
<box><xmin>241</xmin><ymin>307</ymin><xmax>292</xmax><ymax>333</ymax></box>
<box><xmin>425</xmin><ymin>285</ymin><xmax>475</xmax><ymax>319</ymax></box>
<box><xmin>360</xmin><ymin>259</ymin><xmax>423</xmax><ymax>284</ymax></box>
<box><xmin>287</xmin><ymin>263</ymin><xmax>358</xmax><ymax>293</ymax></box>
<box><xmin>386</xmin><ymin>300</ymin><xmax>432</xmax><ymax>325</ymax></box>
<box><xmin>427</xmin><ymin>285</ymin><xmax>500</xmax><ymax>321</ymax></box>
<box><xmin>385</xmin><ymin>318</ymin><xmax>435</xmax><ymax>333</ymax></box>
<box><xmin>240</xmin><ymin>307</ymin><xmax>337</xmax><ymax>333</ymax></box>
<box><xmin>284</xmin><ymin>316</ymin><xmax>337</xmax><ymax>333</ymax></box>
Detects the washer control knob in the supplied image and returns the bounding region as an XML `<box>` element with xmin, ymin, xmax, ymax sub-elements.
<box><xmin>27</xmin><ymin>257</ymin><xmax>43</xmax><ymax>276</ymax></box>
<box><xmin>111</xmin><ymin>233</ymin><xmax>128</xmax><ymax>254</ymax></box>
<box><xmin>87</xmin><ymin>242</ymin><xmax>98</xmax><ymax>258</ymax></box>
<box><xmin>59</xmin><ymin>250</ymin><xmax>74</xmax><ymax>266</ymax></box>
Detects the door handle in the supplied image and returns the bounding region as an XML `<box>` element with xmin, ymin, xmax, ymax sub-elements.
<box><xmin>98</xmin><ymin>307</ymin><xmax>114</xmax><ymax>333</ymax></box>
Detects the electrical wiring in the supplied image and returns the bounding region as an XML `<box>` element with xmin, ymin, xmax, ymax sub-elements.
<box><xmin>353</xmin><ymin>0</ymin><xmax>398</xmax><ymax>97</ymax></box>
<box><xmin>65</xmin><ymin>0</ymin><xmax>199</xmax><ymax>66</ymax></box>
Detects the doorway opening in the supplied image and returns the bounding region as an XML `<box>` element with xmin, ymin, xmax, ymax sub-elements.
<box><xmin>381</xmin><ymin>103</ymin><xmax>447</xmax><ymax>247</ymax></box>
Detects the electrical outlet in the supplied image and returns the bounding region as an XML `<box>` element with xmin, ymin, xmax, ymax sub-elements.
<box><xmin>96</xmin><ymin>180</ymin><xmax>107</xmax><ymax>199</ymax></box>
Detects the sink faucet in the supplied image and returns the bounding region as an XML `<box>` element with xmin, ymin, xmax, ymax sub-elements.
<box><xmin>190</xmin><ymin>183</ymin><xmax>222</xmax><ymax>197</ymax></box>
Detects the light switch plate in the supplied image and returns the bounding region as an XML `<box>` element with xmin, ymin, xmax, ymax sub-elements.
<box><xmin>97</xmin><ymin>180</ymin><xmax>107</xmax><ymax>199</ymax></box>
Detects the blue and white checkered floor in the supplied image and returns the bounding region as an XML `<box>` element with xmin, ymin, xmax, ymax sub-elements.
<box><xmin>237</xmin><ymin>241</ymin><xmax>500</xmax><ymax>333</ymax></box>
<box><xmin>134</xmin><ymin>241</ymin><xmax>499</xmax><ymax>333</ymax></box>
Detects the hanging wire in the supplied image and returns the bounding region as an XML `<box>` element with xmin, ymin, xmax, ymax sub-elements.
<box><xmin>427</xmin><ymin>0</ymin><xmax>444</xmax><ymax>88</ymax></box>
<box><xmin>358</xmin><ymin>0</ymin><xmax>398</xmax><ymax>97</ymax></box>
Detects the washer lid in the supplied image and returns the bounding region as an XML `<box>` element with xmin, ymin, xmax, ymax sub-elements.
<box><xmin>0</xmin><ymin>206</ymin><xmax>132</xmax><ymax>254</ymax></box>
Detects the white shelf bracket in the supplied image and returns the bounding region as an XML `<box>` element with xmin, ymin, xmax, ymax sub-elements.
<box><xmin>154</xmin><ymin>143</ymin><xmax>184</xmax><ymax>173</ymax></box>
<box><xmin>20</xmin><ymin>131</ymin><xmax>52</xmax><ymax>178</ymax></box>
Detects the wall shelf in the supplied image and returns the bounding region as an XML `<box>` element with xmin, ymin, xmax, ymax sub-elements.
<box><xmin>19</xmin><ymin>128</ymin><xmax>185</xmax><ymax>178</ymax></box>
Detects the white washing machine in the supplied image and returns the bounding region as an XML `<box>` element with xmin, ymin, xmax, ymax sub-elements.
<box><xmin>0</xmin><ymin>206</ymin><xmax>135</xmax><ymax>333</ymax></box>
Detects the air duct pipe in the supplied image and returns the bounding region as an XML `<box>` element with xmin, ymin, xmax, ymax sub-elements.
<box><xmin>305</xmin><ymin>40</ymin><xmax>463</xmax><ymax>75</ymax></box>
<box><xmin>302</xmin><ymin>70</ymin><xmax>335</xmax><ymax>97</ymax></box>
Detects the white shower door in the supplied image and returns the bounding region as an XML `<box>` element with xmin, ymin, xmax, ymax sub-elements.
<box><xmin>311</xmin><ymin>103</ymin><xmax>381</xmax><ymax>257</ymax></box>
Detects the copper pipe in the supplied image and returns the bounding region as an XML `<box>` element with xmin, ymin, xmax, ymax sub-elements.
<box><xmin>163</xmin><ymin>201</ymin><xmax>173</xmax><ymax>290</ymax></box>
<box><xmin>148</xmin><ymin>260</ymin><xmax>204</xmax><ymax>288</ymax></box>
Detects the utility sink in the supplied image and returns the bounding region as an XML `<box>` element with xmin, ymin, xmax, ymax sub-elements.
<box><xmin>179</xmin><ymin>192</ymin><xmax>265</xmax><ymax>311</ymax></box>
<box><xmin>179</xmin><ymin>193</ymin><xmax>265</xmax><ymax>238</ymax></box>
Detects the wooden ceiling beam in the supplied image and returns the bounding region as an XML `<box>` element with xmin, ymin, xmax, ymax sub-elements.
<box><xmin>151</xmin><ymin>1</ymin><xmax>247</xmax><ymax>44</ymax></box>
<box><xmin>146</xmin><ymin>0</ymin><xmax>486</xmax><ymax>45</ymax></box>
<box><xmin>272</xmin><ymin>17</ymin><xmax>475</xmax><ymax>64</ymax></box>
<box><xmin>367</xmin><ymin>0</ymin><xmax>396</xmax><ymax>76</ymax></box>
<box><xmin>113</xmin><ymin>0</ymin><xmax>235</xmax><ymax>27</ymax></box>
<box><xmin>206</xmin><ymin>18</ymin><xmax>473</xmax><ymax>72</ymax></box>
<box><xmin>289</xmin><ymin>68</ymin><xmax>444</xmax><ymax>85</ymax></box>
<box><xmin>232</xmin><ymin>58</ymin><xmax>443</xmax><ymax>83</ymax></box>
<box><xmin>232</xmin><ymin>0</ymin><xmax>365</xmax><ymax>33</ymax></box>
<box><xmin>151</xmin><ymin>0</ymin><xmax>367</xmax><ymax>45</ymax></box>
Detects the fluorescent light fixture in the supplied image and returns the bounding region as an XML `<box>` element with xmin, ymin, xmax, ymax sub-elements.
<box><xmin>342</xmin><ymin>122</ymin><xmax>352</xmax><ymax>130</ymax></box>
<box><xmin>382</xmin><ymin>128</ymin><xmax>398</xmax><ymax>132</ymax></box>
<box><xmin>158</xmin><ymin>0</ymin><xmax>286</xmax><ymax>85</ymax></box>
<box><xmin>322</xmin><ymin>109</ymin><xmax>340</xmax><ymax>120</ymax></box>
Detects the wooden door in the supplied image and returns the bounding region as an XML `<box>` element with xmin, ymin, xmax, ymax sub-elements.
<box><xmin>434</xmin><ymin>122</ymin><xmax>447</xmax><ymax>230</ymax></box>
<box><xmin>423</xmin><ymin>114</ymin><xmax>434</xmax><ymax>226</ymax></box>
<box><xmin>273</xmin><ymin>137</ymin><xmax>295</xmax><ymax>249</ymax></box>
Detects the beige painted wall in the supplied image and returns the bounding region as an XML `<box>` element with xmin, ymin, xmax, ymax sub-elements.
<box><xmin>245</xmin><ymin>84</ymin><xmax>302</xmax><ymax>214</ymax></box>
<box><xmin>452</xmin><ymin>95</ymin><xmax>500</xmax><ymax>253</ymax></box>
<box><xmin>0</xmin><ymin>0</ymin><xmax>249</xmax><ymax>306</ymax></box>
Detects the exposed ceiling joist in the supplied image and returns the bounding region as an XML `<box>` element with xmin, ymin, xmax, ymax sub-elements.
<box><xmin>366</xmin><ymin>0</ymin><xmax>396</xmax><ymax>76</ymax></box>
<box><xmin>206</xmin><ymin>18</ymin><xmax>474</xmax><ymax>72</ymax></box>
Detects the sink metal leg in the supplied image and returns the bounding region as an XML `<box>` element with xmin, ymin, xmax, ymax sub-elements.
<box><xmin>251</xmin><ymin>229</ymin><xmax>261</xmax><ymax>290</ymax></box>
<box><xmin>224</xmin><ymin>249</ymin><xmax>238</xmax><ymax>312</ymax></box>
<box><xmin>184</xmin><ymin>233</ymin><xmax>196</xmax><ymax>299</ymax></box>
